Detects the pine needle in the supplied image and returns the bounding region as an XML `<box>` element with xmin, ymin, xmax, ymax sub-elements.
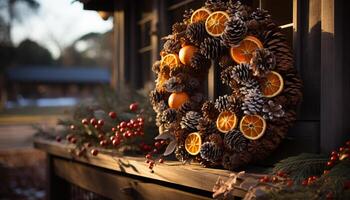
<box><xmin>272</xmin><ymin>153</ymin><xmax>328</xmax><ymax>183</ymax></box>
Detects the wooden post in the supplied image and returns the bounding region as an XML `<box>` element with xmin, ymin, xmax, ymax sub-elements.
<box><xmin>46</xmin><ymin>155</ymin><xmax>70</xmax><ymax>200</ymax></box>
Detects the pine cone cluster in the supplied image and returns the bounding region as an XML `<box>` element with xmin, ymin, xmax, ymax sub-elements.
<box><xmin>190</xmin><ymin>52</ymin><xmax>211</xmax><ymax>71</ymax></box>
<box><xmin>215</xmin><ymin>95</ymin><xmax>239</xmax><ymax>112</ymax></box>
<box><xmin>164</xmin><ymin>77</ymin><xmax>185</xmax><ymax>93</ymax></box>
<box><xmin>197</xmin><ymin>118</ymin><xmax>218</xmax><ymax>136</ymax></box>
<box><xmin>241</xmin><ymin>87</ymin><xmax>265</xmax><ymax>115</ymax></box>
<box><xmin>224</xmin><ymin>130</ymin><xmax>248</xmax><ymax>153</ymax></box>
<box><xmin>175</xmin><ymin>145</ymin><xmax>191</xmax><ymax>163</ymax></box>
<box><xmin>186</xmin><ymin>22</ymin><xmax>208</xmax><ymax>45</ymax></box>
<box><xmin>200</xmin><ymin>37</ymin><xmax>224</xmax><ymax>59</ymax></box>
<box><xmin>231</xmin><ymin>63</ymin><xmax>252</xmax><ymax>84</ymax></box>
<box><xmin>163</xmin><ymin>39</ymin><xmax>181</xmax><ymax>53</ymax></box>
<box><xmin>251</xmin><ymin>48</ymin><xmax>276</xmax><ymax>76</ymax></box>
<box><xmin>221</xmin><ymin>17</ymin><xmax>247</xmax><ymax>47</ymax></box>
<box><xmin>201</xmin><ymin>101</ymin><xmax>220</xmax><ymax>120</ymax></box>
<box><xmin>205</xmin><ymin>0</ymin><xmax>227</xmax><ymax>12</ymax></box>
<box><xmin>262</xmin><ymin>100</ymin><xmax>285</xmax><ymax>120</ymax></box>
<box><xmin>180</xmin><ymin>111</ymin><xmax>201</xmax><ymax>131</ymax></box>
<box><xmin>200</xmin><ymin>142</ymin><xmax>223</xmax><ymax>162</ymax></box>
<box><xmin>251</xmin><ymin>8</ymin><xmax>271</xmax><ymax>22</ymax></box>
<box><xmin>162</xmin><ymin>108</ymin><xmax>178</xmax><ymax>123</ymax></box>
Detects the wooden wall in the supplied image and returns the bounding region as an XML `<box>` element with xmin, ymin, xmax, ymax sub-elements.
<box><xmin>110</xmin><ymin>0</ymin><xmax>350</xmax><ymax>156</ymax></box>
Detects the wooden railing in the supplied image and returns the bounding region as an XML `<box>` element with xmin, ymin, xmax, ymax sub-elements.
<box><xmin>34</xmin><ymin>138</ymin><xmax>247</xmax><ymax>200</ymax></box>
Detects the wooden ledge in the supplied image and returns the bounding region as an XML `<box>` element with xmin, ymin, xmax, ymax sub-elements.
<box><xmin>34</xmin><ymin>138</ymin><xmax>246</xmax><ymax>197</ymax></box>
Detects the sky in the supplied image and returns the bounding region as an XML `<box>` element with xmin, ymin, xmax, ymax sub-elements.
<box><xmin>11</xmin><ymin>0</ymin><xmax>113</xmax><ymax>59</ymax></box>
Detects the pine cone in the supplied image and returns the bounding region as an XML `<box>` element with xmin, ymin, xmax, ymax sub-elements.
<box><xmin>200</xmin><ymin>37</ymin><xmax>224</xmax><ymax>60</ymax></box>
<box><xmin>180</xmin><ymin>111</ymin><xmax>201</xmax><ymax>131</ymax></box>
<box><xmin>251</xmin><ymin>8</ymin><xmax>271</xmax><ymax>22</ymax></box>
<box><xmin>172</xmin><ymin>22</ymin><xmax>187</xmax><ymax>34</ymax></box>
<box><xmin>231</xmin><ymin>63</ymin><xmax>252</xmax><ymax>84</ymax></box>
<box><xmin>197</xmin><ymin>118</ymin><xmax>218</xmax><ymax>136</ymax></box>
<box><xmin>152</xmin><ymin>60</ymin><xmax>161</xmax><ymax>73</ymax></box>
<box><xmin>178</xmin><ymin>101</ymin><xmax>195</xmax><ymax>115</ymax></box>
<box><xmin>161</xmin><ymin>108</ymin><xmax>178</xmax><ymax>123</ymax></box>
<box><xmin>219</xmin><ymin>55</ymin><xmax>235</xmax><ymax>68</ymax></box>
<box><xmin>241</xmin><ymin>87</ymin><xmax>265</xmax><ymax>115</ymax></box>
<box><xmin>175</xmin><ymin>145</ymin><xmax>191</xmax><ymax>163</ymax></box>
<box><xmin>239</xmin><ymin>79</ymin><xmax>260</xmax><ymax>95</ymax></box>
<box><xmin>224</xmin><ymin>130</ymin><xmax>248</xmax><ymax>153</ymax></box>
<box><xmin>163</xmin><ymin>39</ymin><xmax>182</xmax><ymax>53</ymax></box>
<box><xmin>215</xmin><ymin>95</ymin><xmax>239</xmax><ymax>112</ymax></box>
<box><xmin>262</xmin><ymin>100</ymin><xmax>285</xmax><ymax>120</ymax></box>
<box><xmin>205</xmin><ymin>0</ymin><xmax>227</xmax><ymax>12</ymax></box>
<box><xmin>222</xmin><ymin>153</ymin><xmax>248</xmax><ymax>170</ymax></box>
<box><xmin>190</xmin><ymin>52</ymin><xmax>211</xmax><ymax>71</ymax></box>
<box><xmin>251</xmin><ymin>48</ymin><xmax>276</xmax><ymax>76</ymax></box>
<box><xmin>190</xmin><ymin>93</ymin><xmax>204</xmax><ymax>104</ymax></box>
<box><xmin>208</xmin><ymin>133</ymin><xmax>223</xmax><ymax>145</ymax></box>
<box><xmin>149</xmin><ymin>90</ymin><xmax>164</xmax><ymax>106</ymax></box>
<box><xmin>153</xmin><ymin>100</ymin><xmax>168</xmax><ymax>113</ymax></box>
<box><xmin>164</xmin><ymin>77</ymin><xmax>185</xmax><ymax>93</ymax></box>
<box><xmin>200</xmin><ymin>142</ymin><xmax>223</xmax><ymax>162</ymax></box>
<box><xmin>202</xmin><ymin>101</ymin><xmax>220</xmax><ymax>120</ymax></box>
<box><xmin>186</xmin><ymin>22</ymin><xmax>208</xmax><ymax>45</ymax></box>
<box><xmin>221</xmin><ymin>17</ymin><xmax>247</xmax><ymax>47</ymax></box>
<box><xmin>227</xmin><ymin>0</ymin><xmax>251</xmax><ymax>20</ymax></box>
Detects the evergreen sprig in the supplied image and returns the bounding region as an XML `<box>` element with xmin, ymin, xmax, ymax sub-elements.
<box><xmin>272</xmin><ymin>153</ymin><xmax>328</xmax><ymax>183</ymax></box>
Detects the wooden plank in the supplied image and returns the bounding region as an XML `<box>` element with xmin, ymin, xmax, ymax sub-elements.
<box><xmin>34</xmin><ymin>138</ymin><xmax>240</xmax><ymax>195</ymax></box>
<box><xmin>54</xmin><ymin>157</ymin><xmax>212</xmax><ymax>200</ymax></box>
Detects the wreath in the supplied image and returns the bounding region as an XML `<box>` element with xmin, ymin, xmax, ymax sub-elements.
<box><xmin>149</xmin><ymin>0</ymin><xmax>302</xmax><ymax>170</ymax></box>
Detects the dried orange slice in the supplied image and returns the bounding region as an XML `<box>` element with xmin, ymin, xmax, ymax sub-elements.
<box><xmin>161</xmin><ymin>54</ymin><xmax>180</xmax><ymax>69</ymax></box>
<box><xmin>216</xmin><ymin>111</ymin><xmax>238</xmax><ymax>133</ymax></box>
<box><xmin>190</xmin><ymin>8</ymin><xmax>211</xmax><ymax>23</ymax></box>
<box><xmin>230</xmin><ymin>36</ymin><xmax>263</xmax><ymax>64</ymax></box>
<box><xmin>185</xmin><ymin>132</ymin><xmax>202</xmax><ymax>155</ymax></box>
<box><xmin>259</xmin><ymin>71</ymin><xmax>284</xmax><ymax>98</ymax></box>
<box><xmin>239</xmin><ymin>115</ymin><xmax>266</xmax><ymax>140</ymax></box>
<box><xmin>205</xmin><ymin>11</ymin><xmax>229</xmax><ymax>37</ymax></box>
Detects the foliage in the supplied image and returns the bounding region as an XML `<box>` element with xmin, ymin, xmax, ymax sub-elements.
<box><xmin>15</xmin><ymin>39</ymin><xmax>54</xmax><ymax>65</ymax></box>
<box><xmin>272</xmin><ymin>153</ymin><xmax>328</xmax><ymax>183</ymax></box>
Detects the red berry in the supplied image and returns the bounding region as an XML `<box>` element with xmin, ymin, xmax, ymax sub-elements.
<box><xmin>331</xmin><ymin>151</ymin><xmax>338</xmax><ymax>156</ymax></box>
<box><xmin>98</xmin><ymin>119</ymin><xmax>104</xmax><ymax>126</ymax></box>
<box><xmin>109</xmin><ymin>111</ymin><xmax>117</xmax><ymax>119</ymax></box>
<box><xmin>129</xmin><ymin>103</ymin><xmax>138</xmax><ymax>112</ymax></box>
<box><xmin>91</xmin><ymin>149</ymin><xmax>98</xmax><ymax>156</ymax></box>
<box><xmin>112</xmin><ymin>139</ymin><xmax>120</xmax><ymax>146</ymax></box>
<box><xmin>56</xmin><ymin>136</ymin><xmax>62</xmax><ymax>142</ymax></box>
<box><xmin>66</xmin><ymin>134</ymin><xmax>73</xmax><ymax>140</ymax></box>
<box><xmin>152</xmin><ymin>149</ymin><xmax>157</xmax><ymax>153</ymax></box>
<box><xmin>339</xmin><ymin>147</ymin><xmax>345</xmax><ymax>152</ymax></box>
<box><xmin>155</xmin><ymin>142</ymin><xmax>161</xmax><ymax>148</ymax></box>
<box><xmin>148</xmin><ymin>165</ymin><xmax>153</xmax><ymax>169</ymax></box>
<box><xmin>137</xmin><ymin>117</ymin><xmax>144</xmax><ymax>123</ymax></box>
<box><xmin>90</xmin><ymin>118</ymin><xmax>98</xmax><ymax>125</ymax></box>
<box><xmin>110</xmin><ymin>136</ymin><xmax>116</xmax><ymax>141</ymax></box>
<box><xmin>159</xmin><ymin>158</ymin><xmax>164</xmax><ymax>163</ymax></box>
<box><xmin>302</xmin><ymin>179</ymin><xmax>308</xmax><ymax>186</ymax></box>
<box><xmin>119</xmin><ymin>128</ymin><xmax>126</xmax><ymax>133</ymax></box>
<box><xmin>326</xmin><ymin>192</ymin><xmax>333</xmax><ymax>200</ymax></box>
<box><xmin>94</xmin><ymin>124</ymin><xmax>101</xmax><ymax>129</ymax></box>
<box><xmin>111</xmin><ymin>127</ymin><xmax>117</xmax><ymax>132</ymax></box>
<box><xmin>272</xmin><ymin>176</ymin><xmax>278</xmax><ymax>182</ymax></box>
<box><xmin>70</xmin><ymin>137</ymin><xmax>77</xmax><ymax>144</ymax></box>
<box><xmin>330</xmin><ymin>155</ymin><xmax>338</xmax><ymax>161</ymax></box>
<box><xmin>120</xmin><ymin>121</ymin><xmax>127</xmax><ymax>128</ymax></box>
<box><xmin>138</xmin><ymin>121</ymin><xmax>144</xmax><ymax>127</ymax></box>
<box><xmin>260</xmin><ymin>176</ymin><xmax>269</xmax><ymax>183</ymax></box>
<box><xmin>277</xmin><ymin>171</ymin><xmax>286</xmax><ymax>177</ymax></box>
<box><xmin>100</xmin><ymin>140</ymin><xmax>108</xmax><ymax>146</ymax></box>
<box><xmin>327</xmin><ymin>161</ymin><xmax>334</xmax><ymax>167</ymax></box>
<box><xmin>130</xmin><ymin>119</ymin><xmax>135</xmax><ymax>125</ymax></box>
<box><xmin>287</xmin><ymin>180</ymin><xmax>293</xmax><ymax>187</ymax></box>
<box><xmin>81</xmin><ymin>118</ymin><xmax>89</xmax><ymax>125</ymax></box>
<box><xmin>145</xmin><ymin>154</ymin><xmax>151</xmax><ymax>159</ymax></box>
<box><xmin>133</xmin><ymin>123</ymin><xmax>139</xmax><ymax>128</ymax></box>
<box><xmin>323</xmin><ymin>170</ymin><xmax>330</xmax><ymax>174</ymax></box>
<box><xmin>160</xmin><ymin>140</ymin><xmax>165</xmax><ymax>145</ymax></box>
<box><xmin>346</xmin><ymin>141</ymin><xmax>350</xmax><ymax>146</ymax></box>
<box><xmin>139</xmin><ymin>131</ymin><xmax>144</xmax><ymax>136</ymax></box>
<box><xmin>98</xmin><ymin>133</ymin><xmax>104</xmax><ymax>140</ymax></box>
<box><xmin>70</xmin><ymin>125</ymin><xmax>76</xmax><ymax>130</ymax></box>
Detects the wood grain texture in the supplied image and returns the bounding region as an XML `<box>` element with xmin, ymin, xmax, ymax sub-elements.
<box><xmin>54</xmin><ymin>158</ymin><xmax>212</xmax><ymax>200</ymax></box>
<box><xmin>34</xmin><ymin>138</ymin><xmax>247</xmax><ymax>197</ymax></box>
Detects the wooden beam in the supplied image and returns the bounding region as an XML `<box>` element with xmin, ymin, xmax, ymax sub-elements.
<box><xmin>34</xmin><ymin>138</ymin><xmax>247</xmax><ymax>197</ymax></box>
<box><xmin>54</xmin><ymin>158</ymin><xmax>212</xmax><ymax>200</ymax></box>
